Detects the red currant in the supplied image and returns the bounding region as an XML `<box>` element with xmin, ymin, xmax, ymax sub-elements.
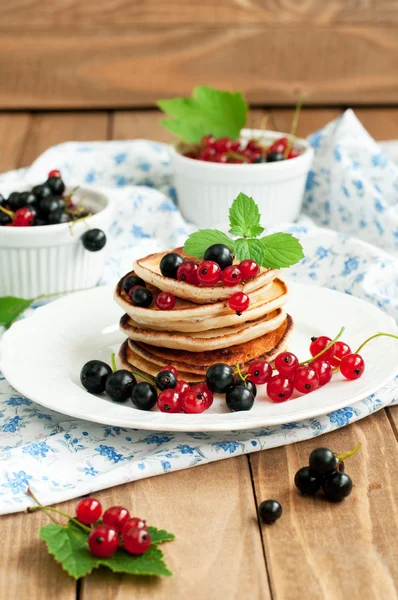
<box><xmin>309</xmin><ymin>336</ymin><xmax>335</xmax><ymax>361</ymax></box>
<box><xmin>310</xmin><ymin>358</ymin><xmax>332</xmax><ymax>386</ymax></box>
<box><xmin>266</xmin><ymin>375</ymin><xmax>294</xmax><ymax>403</ymax></box>
<box><xmin>157</xmin><ymin>389</ymin><xmax>182</xmax><ymax>413</ymax></box>
<box><xmin>229</xmin><ymin>292</ymin><xmax>249</xmax><ymax>314</ymax></box>
<box><xmin>246</xmin><ymin>140</ymin><xmax>261</xmax><ymax>152</ymax></box>
<box><xmin>88</xmin><ymin>524</ymin><xmax>119</xmax><ymax>557</ymax></box>
<box><xmin>197</xmin><ymin>261</ymin><xmax>221</xmax><ymax>286</ymax></box>
<box><xmin>330</xmin><ymin>341</ymin><xmax>352</xmax><ymax>367</ymax></box>
<box><xmin>177</xmin><ymin>261</ymin><xmax>199</xmax><ymax>285</ymax></box>
<box><xmin>247</xmin><ymin>360</ymin><xmax>272</xmax><ymax>385</ymax></box>
<box><xmin>122</xmin><ymin>517</ymin><xmax>147</xmax><ymax>537</ymax></box>
<box><xmin>238</xmin><ymin>260</ymin><xmax>260</xmax><ymax>280</ymax></box>
<box><xmin>14</xmin><ymin>207</ymin><xmax>35</xmax><ymax>227</ymax></box>
<box><xmin>340</xmin><ymin>354</ymin><xmax>365</xmax><ymax>380</ymax></box>
<box><xmin>192</xmin><ymin>383</ymin><xmax>213</xmax><ymax>408</ymax></box>
<box><xmin>274</xmin><ymin>352</ymin><xmax>299</xmax><ymax>377</ymax></box>
<box><xmin>287</xmin><ymin>148</ymin><xmax>301</xmax><ymax>159</ymax></box>
<box><xmin>156</xmin><ymin>292</ymin><xmax>176</xmax><ymax>311</ymax></box>
<box><xmin>221</xmin><ymin>265</ymin><xmax>242</xmax><ymax>287</ymax></box>
<box><xmin>268</xmin><ymin>137</ymin><xmax>288</xmax><ymax>155</ymax></box>
<box><xmin>294</xmin><ymin>366</ymin><xmax>319</xmax><ymax>394</ymax></box>
<box><xmin>159</xmin><ymin>365</ymin><xmax>178</xmax><ymax>379</ymax></box>
<box><xmin>76</xmin><ymin>497</ymin><xmax>102</xmax><ymax>524</ymax></box>
<box><xmin>214</xmin><ymin>137</ymin><xmax>232</xmax><ymax>153</ymax></box>
<box><xmin>201</xmin><ymin>135</ymin><xmax>216</xmax><ymax>148</ymax></box>
<box><xmin>230</xmin><ymin>140</ymin><xmax>241</xmax><ymax>151</ymax></box>
<box><xmin>181</xmin><ymin>387</ymin><xmax>208</xmax><ymax>413</ymax></box>
<box><xmin>200</xmin><ymin>148</ymin><xmax>216</xmax><ymax>161</ymax></box>
<box><xmin>123</xmin><ymin>526</ymin><xmax>151</xmax><ymax>555</ymax></box>
<box><xmin>102</xmin><ymin>506</ymin><xmax>130</xmax><ymax>532</ymax></box>
<box><xmin>48</xmin><ymin>169</ymin><xmax>62</xmax><ymax>178</ymax></box>
<box><xmin>175</xmin><ymin>380</ymin><xmax>189</xmax><ymax>396</ymax></box>
<box><xmin>214</xmin><ymin>153</ymin><xmax>228</xmax><ymax>163</ymax></box>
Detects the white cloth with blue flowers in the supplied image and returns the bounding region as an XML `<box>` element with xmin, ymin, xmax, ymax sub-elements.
<box><xmin>1</xmin><ymin>109</ymin><xmax>398</xmax><ymax>514</ymax></box>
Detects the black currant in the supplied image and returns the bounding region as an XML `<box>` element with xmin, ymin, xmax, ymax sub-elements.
<box><xmin>105</xmin><ymin>370</ymin><xmax>136</xmax><ymax>402</ymax></box>
<box><xmin>309</xmin><ymin>448</ymin><xmax>338</xmax><ymax>476</ymax></box>
<box><xmin>155</xmin><ymin>369</ymin><xmax>177</xmax><ymax>391</ymax></box>
<box><xmin>46</xmin><ymin>176</ymin><xmax>65</xmax><ymax>195</ymax></box>
<box><xmin>123</xmin><ymin>274</ymin><xmax>146</xmax><ymax>294</ymax></box>
<box><xmin>80</xmin><ymin>360</ymin><xmax>112</xmax><ymax>394</ymax></box>
<box><xmin>39</xmin><ymin>196</ymin><xmax>62</xmax><ymax>219</ymax></box>
<box><xmin>81</xmin><ymin>229</ymin><xmax>107</xmax><ymax>252</ymax></box>
<box><xmin>204</xmin><ymin>244</ymin><xmax>233</xmax><ymax>269</ymax></box>
<box><xmin>7</xmin><ymin>192</ymin><xmax>22</xmax><ymax>211</ymax></box>
<box><xmin>160</xmin><ymin>252</ymin><xmax>184</xmax><ymax>279</ymax></box>
<box><xmin>132</xmin><ymin>382</ymin><xmax>158</xmax><ymax>410</ymax></box>
<box><xmin>206</xmin><ymin>363</ymin><xmax>234</xmax><ymax>393</ymax></box>
<box><xmin>294</xmin><ymin>466</ymin><xmax>322</xmax><ymax>496</ymax></box>
<box><xmin>0</xmin><ymin>193</ymin><xmax>5</xmax><ymax>205</ymax></box>
<box><xmin>267</xmin><ymin>152</ymin><xmax>285</xmax><ymax>162</ymax></box>
<box><xmin>32</xmin><ymin>183</ymin><xmax>52</xmax><ymax>200</ymax></box>
<box><xmin>259</xmin><ymin>500</ymin><xmax>282</xmax><ymax>524</ymax></box>
<box><xmin>253</xmin><ymin>156</ymin><xmax>266</xmax><ymax>163</ymax></box>
<box><xmin>131</xmin><ymin>286</ymin><xmax>153</xmax><ymax>308</ymax></box>
<box><xmin>48</xmin><ymin>209</ymin><xmax>65</xmax><ymax>225</ymax></box>
<box><xmin>18</xmin><ymin>191</ymin><xmax>38</xmax><ymax>209</ymax></box>
<box><xmin>322</xmin><ymin>471</ymin><xmax>353</xmax><ymax>502</ymax></box>
<box><xmin>34</xmin><ymin>218</ymin><xmax>48</xmax><ymax>226</ymax></box>
<box><xmin>226</xmin><ymin>386</ymin><xmax>254</xmax><ymax>412</ymax></box>
<box><xmin>230</xmin><ymin>376</ymin><xmax>257</xmax><ymax>398</ymax></box>
<box><xmin>0</xmin><ymin>211</ymin><xmax>12</xmax><ymax>226</ymax></box>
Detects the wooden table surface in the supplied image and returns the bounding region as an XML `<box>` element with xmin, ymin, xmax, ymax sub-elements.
<box><xmin>1</xmin><ymin>107</ymin><xmax>398</xmax><ymax>600</ymax></box>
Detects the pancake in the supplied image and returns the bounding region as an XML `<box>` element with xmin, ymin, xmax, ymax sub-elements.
<box><xmin>120</xmin><ymin>308</ymin><xmax>287</xmax><ymax>351</ymax></box>
<box><xmin>134</xmin><ymin>247</ymin><xmax>278</xmax><ymax>304</ymax></box>
<box><xmin>127</xmin><ymin>314</ymin><xmax>293</xmax><ymax>375</ymax></box>
<box><xmin>115</xmin><ymin>273</ymin><xmax>288</xmax><ymax>333</ymax></box>
<box><xmin>118</xmin><ymin>339</ymin><xmax>204</xmax><ymax>384</ymax></box>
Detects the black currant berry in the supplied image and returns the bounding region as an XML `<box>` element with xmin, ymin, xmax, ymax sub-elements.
<box><xmin>18</xmin><ymin>191</ymin><xmax>38</xmax><ymax>209</ymax></box>
<box><xmin>259</xmin><ymin>500</ymin><xmax>282</xmax><ymax>524</ymax></box>
<box><xmin>204</xmin><ymin>244</ymin><xmax>233</xmax><ymax>269</ymax></box>
<box><xmin>132</xmin><ymin>382</ymin><xmax>158</xmax><ymax>410</ymax></box>
<box><xmin>160</xmin><ymin>252</ymin><xmax>184</xmax><ymax>279</ymax></box>
<box><xmin>39</xmin><ymin>196</ymin><xmax>62</xmax><ymax>219</ymax></box>
<box><xmin>294</xmin><ymin>466</ymin><xmax>322</xmax><ymax>496</ymax></box>
<box><xmin>7</xmin><ymin>192</ymin><xmax>22</xmax><ymax>211</ymax></box>
<box><xmin>46</xmin><ymin>176</ymin><xmax>65</xmax><ymax>195</ymax></box>
<box><xmin>131</xmin><ymin>287</ymin><xmax>153</xmax><ymax>308</ymax></box>
<box><xmin>309</xmin><ymin>448</ymin><xmax>338</xmax><ymax>476</ymax></box>
<box><xmin>267</xmin><ymin>152</ymin><xmax>285</xmax><ymax>162</ymax></box>
<box><xmin>155</xmin><ymin>369</ymin><xmax>177</xmax><ymax>391</ymax></box>
<box><xmin>105</xmin><ymin>370</ymin><xmax>136</xmax><ymax>402</ymax></box>
<box><xmin>322</xmin><ymin>471</ymin><xmax>353</xmax><ymax>502</ymax></box>
<box><xmin>206</xmin><ymin>363</ymin><xmax>234</xmax><ymax>394</ymax></box>
<box><xmin>226</xmin><ymin>386</ymin><xmax>254</xmax><ymax>412</ymax></box>
<box><xmin>80</xmin><ymin>360</ymin><xmax>112</xmax><ymax>394</ymax></box>
<box><xmin>32</xmin><ymin>183</ymin><xmax>52</xmax><ymax>200</ymax></box>
<box><xmin>231</xmin><ymin>376</ymin><xmax>257</xmax><ymax>398</ymax></box>
<box><xmin>123</xmin><ymin>275</ymin><xmax>146</xmax><ymax>294</ymax></box>
<box><xmin>82</xmin><ymin>229</ymin><xmax>107</xmax><ymax>252</ymax></box>
<box><xmin>0</xmin><ymin>211</ymin><xmax>12</xmax><ymax>226</ymax></box>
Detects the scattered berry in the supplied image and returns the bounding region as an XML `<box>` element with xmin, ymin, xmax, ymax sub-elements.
<box><xmin>103</xmin><ymin>506</ymin><xmax>130</xmax><ymax>532</ymax></box>
<box><xmin>197</xmin><ymin>261</ymin><xmax>221</xmax><ymax>286</ymax></box>
<box><xmin>122</xmin><ymin>517</ymin><xmax>147</xmax><ymax>536</ymax></box>
<box><xmin>226</xmin><ymin>386</ymin><xmax>254</xmax><ymax>412</ymax></box>
<box><xmin>310</xmin><ymin>357</ymin><xmax>332</xmax><ymax>386</ymax></box>
<box><xmin>229</xmin><ymin>292</ymin><xmax>249</xmax><ymax>314</ymax></box>
<box><xmin>221</xmin><ymin>265</ymin><xmax>242</xmax><ymax>287</ymax></box>
<box><xmin>340</xmin><ymin>354</ymin><xmax>365</xmax><ymax>380</ymax></box>
<box><xmin>266</xmin><ymin>375</ymin><xmax>294</xmax><ymax>403</ymax></box>
<box><xmin>177</xmin><ymin>261</ymin><xmax>199</xmax><ymax>285</ymax></box>
<box><xmin>81</xmin><ymin>229</ymin><xmax>107</xmax><ymax>252</ymax></box>
<box><xmin>274</xmin><ymin>352</ymin><xmax>299</xmax><ymax>377</ymax></box>
<box><xmin>238</xmin><ymin>259</ymin><xmax>260</xmax><ymax>280</ymax></box>
<box><xmin>309</xmin><ymin>336</ymin><xmax>335</xmax><ymax>361</ymax></box>
<box><xmin>293</xmin><ymin>366</ymin><xmax>319</xmax><ymax>394</ymax></box>
<box><xmin>157</xmin><ymin>389</ymin><xmax>182</xmax><ymax>413</ymax></box>
<box><xmin>123</xmin><ymin>275</ymin><xmax>146</xmax><ymax>294</ymax></box>
<box><xmin>330</xmin><ymin>341</ymin><xmax>352</xmax><ymax>367</ymax></box>
<box><xmin>88</xmin><ymin>524</ymin><xmax>119</xmax><ymax>557</ymax></box>
<box><xmin>159</xmin><ymin>365</ymin><xmax>178</xmax><ymax>379</ymax></box>
<box><xmin>206</xmin><ymin>363</ymin><xmax>234</xmax><ymax>393</ymax></box>
<box><xmin>156</xmin><ymin>369</ymin><xmax>177</xmax><ymax>391</ymax></box>
<box><xmin>259</xmin><ymin>500</ymin><xmax>282</xmax><ymax>524</ymax></box>
<box><xmin>182</xmin><ymin>386</ymin><xmax>208</xmax><ymax>413</ymax></box>
<box><xmin>204</xmin><ymin>244</ymin><xmax>234</xmax><ymax>269</ymax></box>
<box><xmin>76</xmin><ymin>497</ymin><xmax>102</xmax><ymax>525</ymax></box>
<box><xmin>80</xmin><ymin>360</ymin><xmax>112</xmax><ymax>394</ymax></box>
<box><xmin>247</xmin><ymin>360</ymin><xmax>272</xmax><ymax>385</ymax></box>
<box><xmin>294</xmin><ymin>467</ymin><xmax>322</xmax><ymax>496</ymax></box>
<box><xmin>160</xmin><ymin>252</ymin><xmax>184</xmax><ymax>279</ymax></box>
<box><xmin>131</xmin><ymin>287</ymin><xmax>153</xmax><ymax>308</ymax></box>
<box><xmin>105</xmin><ymin>370</ymin><xmax>137</xmax><ymax>402</ymax></box>
<box><xmin>309</xmin><ymin>447</ymin><xmax>337</xmax><ymax>475</ymax></box>
<box><xmin>156</xmin><ymin>292</ymin><xmax>176</xmax><ymax>311</ymax></box>
<box><xmin>322</xmin><ymin>471</ymin><xmax>353</xmax><ymax>502</ymax></box>
<box><xmin>131</xmin><ymin>382</ymin><xmax>158</xmax><ymax>410</ymax></box>
<box><xmin>123</xmin><ymin>526</ymin><xmax>151</xmax><ymax>555</ymax></box>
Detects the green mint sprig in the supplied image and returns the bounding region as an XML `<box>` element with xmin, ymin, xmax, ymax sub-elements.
<box><xmin>157</xmin><ymin>86</ymin><xmax>247</xmax><ymax>144</ymax></box>
<box><xmin>184</xmin><ymin>193</ymin><xmax>304</xmax><ymax>269</ymax></box>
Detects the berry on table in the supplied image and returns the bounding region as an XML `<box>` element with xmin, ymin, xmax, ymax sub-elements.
<box><xmin>132</xmin><ymin>382</ymin><xmax>158</xmax><ymax>410</ymax></box>
<box><xmin>204</xmin><ymin>243</ymin><xmax>234</xmax><ymax>269</ymax></box>
<box><xmin>238</xmin><ymin>259</ymin><xmax>259</xmax><ymax>280</ymax></box>
<box><xmin>197</xmin><ymin>260</ymin><xmax>221</xmax><ymax>286</ymax></box>
<box><xmin>259</xmin><ymin>500</ymin><xmax>282</xmax><ymax>524</ymax></box>
<box><xmin>123</xmin><ymin>274</ymin><xmax>146</xmax><ymax>294</ymax></box>
<box><xmin>181</xmin><ymin>387</ymin><xmax>208</xmax><ymax>413</ymax></box>
<box><xmin>340</xmin><ymin>354</ymin><xmax>365</xmax><ymax>380</ymax></box>
<box><xmin>229</xmin><ymin>292</ymin><xmax>249</xmax><ymax>314</ymax></box>
<box><xmin>206</xmin><ymin>363</ymin><xmax>234</xmax><ymax>393</ymax></box>
<box><xmin>105</xmin><ymin>370</ymin><xmax>137</xmax><ymax>402</ymax></box>
<box><xmin>293</xmin><ymin>366</ymin><xmax>319</xmax><ymax>394</ymax></box>
<box><xmin>88</xmin><ymin>524</ymin><xmax>119</xmax><ymax>558</ymax></box>
<box><xmin>330</xmin><ymin>340</ymin><xmax>351</xmax><ymax>367</ymax></box>
<box><xmin>309</xmin><ymin>336</ymin><xmax>335</xmax><ymax>361</ymax></box>
<box><xmin>309</xmin><ymin>447</ymin><xmax>337</xmax><ymax>475</ymax></box>
<box><xmin>159</xmin><ymin>365</ymin><xmax>178</xmax><ymax>379</ymax></box>
<box><xmin>81</xmin><ymin>229</ymin><xmax>107</xmax><ymax>252</ymax></box>
<box><xmin>160</xmin><ymin>252</ymin><xmax>184</xmax><ymax>279</ymax></box>
<box><xmin>103</xmin><ymin>506</ymin><xmax>130</xmax><ymax>532</ymax></box>
<box><xmin>156</xmin><ymin>292</ymin><xmax>176</xmax><ymax>311</ymax></box>
<box><xmin>222</xmin><ymin>265</ymin><xmax>242</xmax><ymax>287</ymax></box>
<box><xmin>157</xmin><ymin>389</ymin><xmax>182</xmax><ymax>413</ymax></box>
<box><xmin>80</xmin><ymin>360</ymin><xmax>112</xmax><ymax>394</ymax></box>
<box><xmin>247</xmin><ymin>360</ymin><xmax>272</xmax><ymax>385</ymax></box>
<box><xmin>294</xmin><ymin>466</ymin><xmax>322</xmax><ymax>496</ymax></box>
<box><xmin>310</xmin><ymin>357</ymin><xmax>332</xmax><ymax>386</ymax></box>
<box><xmin>322</xmin><ymin>471</ymin><xmax>353</xmax><ymax>502</ymax></box>
<box><xmin>226</xmin><ymin>385</ymin><xmax>254</xmax><ymax>412</ymax></box>
<box><xmin>123</xmin><ymin>526</ymin><xmax>151</xmax><ymax>555</ymax></box>
<box><xmin>156</xmin><ymin>369</ymin><xmax>177</xmax><ymax>391</ymax></box>
<box><xmin>13</xmin><ymin>207</ymin><xmax>35</xmax><ymax>227</ymax></box>
<box><xmin>131</xmin><ymin>286</ymin><xmax>153</xmax><ymax>308</ymax></box>
<box><xmin>122</xmin><ymin>517</ymin><xmax>147</xmax><ymax>536</ymax></box>
<box><xmin>175</xmin><ymin>380</ymin><xmax>189</xmax><ymax>396</ymax></box>
<box><xmin>266</xmin><ymin>375</ymin><xmax>294</xmax><ymax>403</ymax></box>
<box><xmin>266</xmin><ymin>152</ymin><xmax>285</xmax><ymax>162</ymax></box>
<box><xmin>76</xmin><ymin>497</ymin><xmax>102</xmax><ymax>524</ymax></box>
<box><xmin>274</xmin><ymin>352</ymin><xmax>299</xmax><ymax>377</ymax></box>
<box><xmin>177</xmin><ymin>261</ymin><xmax>199</xmax><ymax>285</ymax></box>
<box><xmin>48</xmin><ymin>169</ymin><xmax>62</xmax><ymax>178</ymax></box>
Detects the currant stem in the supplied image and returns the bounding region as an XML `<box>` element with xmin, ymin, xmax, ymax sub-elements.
<box><xmin>284</xmin><ymin>96</ymin><xmax>305</xmax><ymax>158</ymax></box>
<box><xmin>28</xmin><ymin>505</ymin><xmax>91</xmax><ymax>533</ymax></box>
<box><xmin>336</xmin><ymin>442</ymin><xmax>362</xmax><ymax>462</ymax></box>
<box><xmin>300</xmin><ymin>326</ymin><xmax>345</xmax><ymax>365</ymax></box>
<box><xmin>0</xmin><ymin>205</ymin><xmax>14</xmax><ymax>219</ymax></box>
<box><xmin>26</xmin><ymin>488</ymin><xmax>59</xmax><ymax>524</ymax></box>
<box><xmin>226</xmin><ymin>151</ymin><xmax>251</xmax><ymax>163</ymax></box>
<box><xmin>355</xmin><ymin>332</ymin><xmax>398</xmax><ymax>355</ymax></box>
<box><xmin>129</xmin><ymin>369</ymin><xmax>156</xmax><ymax>385</ymax></box>
<box><xmin>111</xmin><ymin>352</ymin><xmax>117</xmax><ymax>372</ymax></box>
<box><xmin>234</xmin><ymin>363</ymin><xmax>247</xmax><ymax>384</ymax></box>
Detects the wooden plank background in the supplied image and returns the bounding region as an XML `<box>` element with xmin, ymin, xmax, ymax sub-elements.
<box><xmin>0</xmin><ymin>0</ymin><xmax>397</xmax><ymax>108</ymax></box>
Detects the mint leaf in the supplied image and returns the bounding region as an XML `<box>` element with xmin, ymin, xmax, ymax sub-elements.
<box><xmin>0</xmin><ymin>296</ymin><xmax>36</xmax><ymax>329</ymax></box>
<box><xmin>148</xmin><ymin>526</ymin><xmax>176</xmax><ymax>545</ymax></box>
<box><xmin>157</xmin><ymin>86</ymin><xmax>247</xmax><ymax>143</ymax></box>
<box><xmin>260</xmin><ymin>233</ymin><xmax>304</xmax><ymax>268</ymax></box>
<box><xmin>234</xmin><ymin>238</ymin><xmax>265</xmax><ymax>265</ymax></box>
<box><xmin>100</xmin><ymin>545</ymin><xmax>172</xmax><ymax>577</ymax></box>
<box><xmin>184</xmin><ymin>229</ymin><xmax>234</xmax><ymax>259</ymax></box>
<box><xmin>228</xmin><ymin>193</ymin><xmax>264</xmax><ymax>238</ymax></box>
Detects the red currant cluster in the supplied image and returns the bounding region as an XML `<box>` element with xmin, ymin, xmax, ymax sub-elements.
<box><xmin>156</xmin><ymin>366</ymin><xmax>213</xmax><ymax>414</ymax></box>
<box><xmin>183</xmin><ymin>135</ymin><xmax>301</xmax><ymax>164</ymax></box>
<box><xmin>75</xmin><ymin>497</ymin><xmax>151</xmax><ymax>558</ymax></box>
<box><xmin>247</xmin><ymin>335</ymin><xmax>365</xmax><ymax>403</ymax></box>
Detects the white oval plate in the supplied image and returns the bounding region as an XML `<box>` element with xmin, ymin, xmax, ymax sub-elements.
<box><xmin>1</xmin><ymin>283</ymin><xmax>398</xmax><ymax>432</ymax></box>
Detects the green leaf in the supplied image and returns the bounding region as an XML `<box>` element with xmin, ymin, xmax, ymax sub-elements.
<box><xmin>184</xmin><ymin>229</ymin><xmax>234</xmax><ymax>259</ymax></box>
<box><xmin>228</xmin><ymin>193</ymin><xmax>264</xmax><ymax>238</ymax></box>
<box><xmin>157</xmin><ymin>86</ymin><xmax>247</xmax><ymax>143</ymax></box>
<box><xmin>39</xmin><ymin>522</ymin><xmax>174</xmax><ymax>580</ymax></box>
<box><xmin>234</xmin><ymin>238</ymin><xmax>266</xmax><ymax>264</ymax></box>
<box><xmin>259</xmin><ymin>233</ymin><xmax>305</xmax><ymax>268</ymax></box>
<box><xmin>0</xmin><ymin>296</ymin><xmax>36</xmax><ymax>329</ymax></box>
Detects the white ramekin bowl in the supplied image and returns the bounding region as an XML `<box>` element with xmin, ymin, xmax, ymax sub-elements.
<box><xmin>170</xmin><ymin>128</ymin><xmax>314</xmax><ymax>228</ymax></box>
<box><xmin>0</xmin><ymin>186</ymin><xmax>113</xmax><ymax>298</ymax></box>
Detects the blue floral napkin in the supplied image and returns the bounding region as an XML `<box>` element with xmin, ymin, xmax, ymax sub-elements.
<box><xmin>0</xmin><ymin>110</ymin><xmax>397</xmax><ymax>514</ymax></box>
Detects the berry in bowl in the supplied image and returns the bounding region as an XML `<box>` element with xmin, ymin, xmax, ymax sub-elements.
<box><xmin>158</xmin><ymin>87</ymin><xmax>314</xmax><ymax>228</ymax></box>
<box><xmin>0</xmin><ymin>170</ymin><xmax>113</xmax><ymax>298</ymax></box>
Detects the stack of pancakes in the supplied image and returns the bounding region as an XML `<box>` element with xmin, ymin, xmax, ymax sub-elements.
<box><xmin>115</xmin><ymin>249</ymin><xmax>293</xmax><ymax>384</ymax></box>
